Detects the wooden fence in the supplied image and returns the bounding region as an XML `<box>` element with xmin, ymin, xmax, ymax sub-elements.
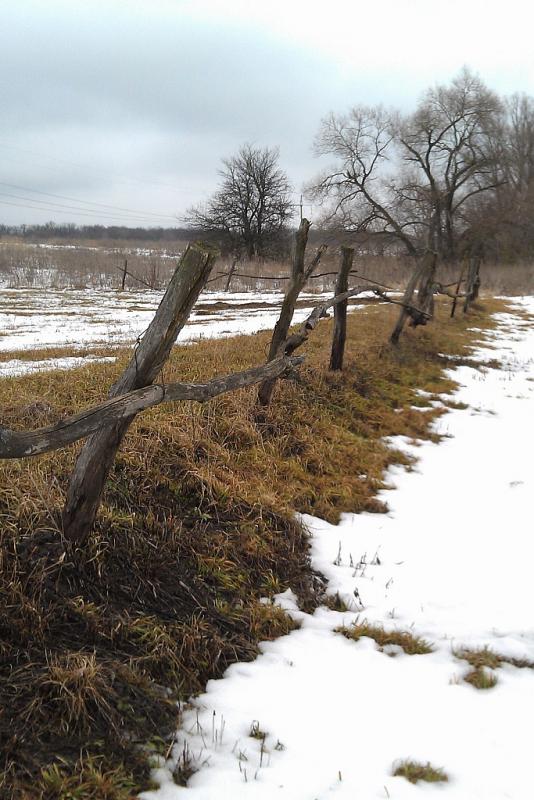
<box><xmin>0</xmin><ymin>219</ymin><xmax>479</xmax><ymax>545</ymax></box>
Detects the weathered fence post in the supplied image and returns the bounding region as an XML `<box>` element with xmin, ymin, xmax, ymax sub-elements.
<box><xmin>225</xmin><ymin>254</ymin><xmax>239</xmax><ymax>292</ymax></box>
<box><xmin>329</xmin><ymin>246</ymin><xmax>354</xmax><ymax>371</ymax></box>
<box><xmin>415</xmin><ymin>251</ymin><xmax>438</xmax><ymax>319</ymax></box>
<box><xmin>450</xmin><ymin>262</ymin><xmax>466</xmax><ymax>318</ymax></box>
<box><xmin>62</xmin><ymin>242</ymin><xmax>218</xmax><ymax>546</ymax></box>
<box><xmin>121</xmin><ymin>259</ymin><xmax>128</xmax><ymax>291</ymax></box>
<box><xmin>390</xmin><ymin>251</ymin><xmax>437</xmax><ymax>344</ymax></box>
<box><xmin>463</xmin><ymin>256</ymin><xmax>481</xmax><ymax>313</ymax></box>
<box><xmin>257</xmin><ymin>219</ymin><xmax>326</xmax><ymax>407</ymax></box>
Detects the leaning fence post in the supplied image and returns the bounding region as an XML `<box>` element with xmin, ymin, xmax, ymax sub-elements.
<box><xmin>463</xmin><ymin>256</ymin><xmax>481</xmax><ymax>312</ymax></box>
<box><xmin>329</xmin><ymin>246</ymin><xmax>354</xmax><ymax>371</ymax></box>
<box><xmin>257</xmin><ymin>219</ymin><xmax>326</xmax><ymax>407</ymax></box>
<box><xmin>225</xmin><ymin>254</ymin><xmax>239</xmax><ymax>292</ymax></box>
<box><xmin>416</xmin><ymin>251</ymin><xmax>438</xmax><ymax>319</ymax></box>
<box><xmin>62</xmin><ymin>242</ymin><xmax>219</xmax><ymax>546</ymax></box>
<box><xmin>390</xmin><ymin>257</ymin><xmax>426</xmax><ymax>344</ymax></box>
<box><xmin>390</xmin><ymin>251</ymin><xmax>436</xmax><ymax>344</ymax></box>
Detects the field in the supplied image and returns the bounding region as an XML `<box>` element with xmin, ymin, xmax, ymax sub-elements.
<box><xmin>0</xmin><ymin>282</ymin><xmax>505</xmax><ymax>798</ymax></box>
<box><xmin>0</xmin><ymin>287</ymin><xmax>338</xmax><ymax>377</ymax></box>
<box><xmin>0</xmin><ymin>243</ymin><xmax>533</xmax><ymax>799</ymax></box>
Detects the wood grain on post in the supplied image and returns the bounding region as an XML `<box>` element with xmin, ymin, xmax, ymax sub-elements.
<box><xmin>329</xmin><ymin>246</ymin><xmax>354</xmax><ymax>371</ymax></box>
<box><xmin>257</xmin><ymin>219</ymin><xmax>327</xmax><ymax>407</ymax></box>
<box><xmin>62</xmin><ymin>241</ymin><xmax>218</xmax><ymax>545</ymax></box>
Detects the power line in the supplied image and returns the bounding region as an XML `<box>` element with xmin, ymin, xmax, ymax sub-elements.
<box><xmin>0</xmin><ymin>182</ymin><xmax>178</xmax><ymax>222</ymax></box>
<box><xmin>0</xmin><ymin>190</ymin><xmax>177</xmax><ymax>225</ymax></box>
<box><xmin>0</xmin><ymin>198</ymin><xmax>180</xmax><ymax>226</ymax></box>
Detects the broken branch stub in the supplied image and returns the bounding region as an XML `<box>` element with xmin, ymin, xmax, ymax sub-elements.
<box><xmin>61</xmin><ymin>241</ymin><xmax>219</xmax><ymax>546</ymax></box>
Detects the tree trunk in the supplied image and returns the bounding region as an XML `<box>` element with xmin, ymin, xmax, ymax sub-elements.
<box><xmin>62</xmin><ymin>242</ymin><xmax>218</xmax><ymax>546</ymax></box>
<box><xmin>329</xmin><ymin>246</ymin><xmax>354</xmax><ymax>371</ymax></box>
<box><xmin>390</xmin><ymin>256</ymin><xmax>427</xmax><ymax>344</ymax></box>
<box><xmin>390</xmin><ymin>251</ymin><xmax>438</xmax><ymax>344</ymax></box>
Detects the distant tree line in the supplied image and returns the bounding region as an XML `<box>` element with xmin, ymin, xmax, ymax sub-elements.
<box><xmin>0</xmin><ymin>223</ymin><xmax>191</xmax><ymax>244</ymax></box>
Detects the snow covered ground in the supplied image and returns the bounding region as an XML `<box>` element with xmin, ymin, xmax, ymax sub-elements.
<box><xmin>0</xmin><ymin>287</ymin><xmax>374</xmax><ymax>378</ymax></box>
<box><xmin>0</xmin><ymin>355</ymin><xmax>117</xmax><ymax>379</ymax></box>
<box><xmin>142</xmin><ymin>298</ymin><xmax>534</xmax><ymax>800</ymax></box>
<box><xmin>0</xmin><ymin>288</ymin><xmax>333</xmax><ymax>363</ymax></box>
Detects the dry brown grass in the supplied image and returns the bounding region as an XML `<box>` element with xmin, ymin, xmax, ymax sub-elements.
<box><xmin>454</xmin><ymin>645</ymin><xmax>534</xmax><ymax>690</ymax></box>
<box><xmin>454</xmin><ymin>645</ymin><xmax>534</xmax><ymax>671</ymax></box>
<box><xmin>393</xmin><ymin>759</ymin><xmax>449</xmax><ymax>784</ymax></box>
<box><xmin>337</xmin><ymin>621</ymin><xmax>434</xmax><ymax>655</ymax></box>
<box><xmin>0</xmin><ymin>296</ymin><xmax>505</xmax><ymax>797</ymax></box>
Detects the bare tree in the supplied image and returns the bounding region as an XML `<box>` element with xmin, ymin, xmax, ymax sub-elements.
<box><xmin>185</xmin><ymin>143</ymin><xmax>293</xmax><ymax>259</ymax></box>
<box><xmin>395</xmin><ymin>68</ymin><xmax>503</xmax><ymax>261</ymax></box>
<box><xmin>308</xmin><ymin>70</ymin><xmax>503</xmax><ymax>262</ymax></box>
<box><xmin>470</xmin><ymin>92</ymin><xmax>534</xmax><ymax>260</ymax></box>
<box><xmin>503</xmin><ymin>93</ymin><xmax>534</xmax><ymax>195</ymax></box>
<box><xmin>309</xmin><ymin>105</ymin><xmax>418</xmax><ymax>255</ymax></box>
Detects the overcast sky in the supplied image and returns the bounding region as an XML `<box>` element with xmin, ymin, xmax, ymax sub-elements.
<box><xmin>1</xmin><ymin>0</ymin><xmax>533</xmax><ymax>227</ymax></box>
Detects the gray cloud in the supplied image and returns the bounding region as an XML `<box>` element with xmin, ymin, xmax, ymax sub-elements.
<box><xmin>0</xmin><ymin>0</ymin><xmax>531</xmax><ymax>226</ymax></box>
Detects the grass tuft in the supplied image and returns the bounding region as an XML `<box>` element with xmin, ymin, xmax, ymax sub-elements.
<box><xmin>393</xmin><ymin>759</ymin><xmax>449</xmax><ymax>784</ymax></box>
<box><xmin>323</xmin><ymin>592</ymin><xmax>350</xmax><ymax>612</ymax></box>
<box><xmin>337</xmin><ymin>621</ymin><xmax>434</xmax><ymax>655</ymax></box>
<box><xmin>454</xmin><ymin>645</ymin><xmax>534</xmax><ymax>671</ymax></box>
<box><xmin>38</xmin><ymin>758</ymin><xmax>137</xmax><ymax>800</ymax></box>
<box><xmin>249</xmin><ymin>720</ymin><xmax>267</xmax><ymax>741</ymax></box>
<box><xmin>454</xmin><ymin>646</ymin><xmax>534</xmax><ymax>690</ymax></box>
<box><xmin>464</xmin><ymin>667</ymin><xmax>499</xmax><ymax>690</ymax></box>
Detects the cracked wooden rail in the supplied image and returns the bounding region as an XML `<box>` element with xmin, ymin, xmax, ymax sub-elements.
<box><xmin>0</xmin><ymin>356</ymin><xmax>303</xmax><ymax>460</ymax></box>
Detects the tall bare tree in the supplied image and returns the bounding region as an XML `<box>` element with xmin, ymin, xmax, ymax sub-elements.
<box><xmin>469</xmin><ymin>93</ymin><xmax>534</xmax><ymax>260</ymax></box>
<box><xmin>395</xmin><ymin>68</ymin><xmax>503</xmax><ymax>261</ymax></box>
<box><xmin>308</xmin><ymin>69</ymin><xmax>503</xmax><ymax>262</ymax></box>
<box><xmin>185</xmin><ymin>143</ymin><xmax>293</xmax><ymax>259</ymax></box>
<box><xmin>309</xmin><ymin>105</ymin><xmax>418</xmax><ymax>255</ymax></box>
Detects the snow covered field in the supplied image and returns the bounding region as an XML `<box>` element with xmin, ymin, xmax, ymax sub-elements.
<box><xmin>0</xmin><ymin>287</ymin><xmax>332</xmax><ymax>377</ymax></box>
<box><xmin>143</xmin><ymin>299</ymin><xmax>534</xmax><ymax>800</ymax></box>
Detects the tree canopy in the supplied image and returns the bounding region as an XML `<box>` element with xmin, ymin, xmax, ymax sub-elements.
<box><xmin>185</xmin><ymin>143</ymin><xmax>293</xmax><ymax>258</ymax></box>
